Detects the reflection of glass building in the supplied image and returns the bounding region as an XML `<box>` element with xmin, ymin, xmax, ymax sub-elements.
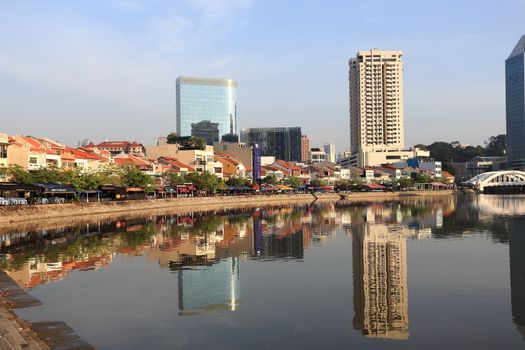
<box><xmin>176</xmin><ymin>76</ymin><xmax>238</xmax><ymax>139</ymax></box>
<box><xmin>252</xmin><ymin>213</ymin><xmax>304</xmax><ymax>259</ymax></box>
<box><xmin>506</xmin><ymin>35</ymin><xmax>525</xmax><ymax>169</ymax></box>
<box><xmin>352</xmin><ymin>224</ymin><xmax>409</xmax><ymax>340</ymax></box>
<box><xmin>191</xmin><ymin>120</ymin><xmax>220</xmax><ymax>145</ymax></box>
<box><xmin>509</xmin><ymin>217</ymin><xmax>525</xmax><ymax>339</ymax></box>
<box><xmin>241</xmin><ymin>127</ymin><xmax>302</xmax><ymax>162</ymax></box>
<box><xmin>178</xmin><ymin>257</ymin><xmax>240</xmax><ymax>315</ymax></box>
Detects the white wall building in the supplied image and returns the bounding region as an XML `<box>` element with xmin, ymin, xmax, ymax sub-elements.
<box><xmin>349</xmin><ymin>49</ymin><xmax>409</xmax><ymax>167</ymax></box>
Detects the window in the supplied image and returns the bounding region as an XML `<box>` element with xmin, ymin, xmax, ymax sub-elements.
<box><xmin>0</xmin><ymin>145</ymin><xmax>7</xmax><ymax>159</ymax></box>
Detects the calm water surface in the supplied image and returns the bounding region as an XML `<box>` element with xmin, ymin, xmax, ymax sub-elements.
<box><xmin>1</xmin><ymin>195</ymin><xmax>525</xmax><ymax>349</ymax></box>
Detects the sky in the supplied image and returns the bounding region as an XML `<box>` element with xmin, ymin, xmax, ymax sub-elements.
<box><xmin>0</xmin><ymin>0</ymin><xmax>524</xmax><ymax>153</ymax></box>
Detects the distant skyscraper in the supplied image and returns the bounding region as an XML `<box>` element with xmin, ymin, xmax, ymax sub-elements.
<box><xmin>241</xmin><ymin>127</ymin><xmax>302</xmax><ymax>162</ymax></box>
<box><xmin>506</xmin><ymin>35</ymin><xmax>525</xmax><ymax>169</ymax></box>
<box><xmin>191</xmin><ymin>120</ymin><xmax>219</xmax><ymax>145</ymax></box>
<box><xmin>323</xmin><ymin>142</ymin><xmax>336</xmax><ymax>163</ymax></box>
<box><xmin>176</xmin><ymin>76</ymin><xmax>238</xmax><ymax>139</ymax></box>
<box><xmin>349</xmin><ymin>49</ymin><xmax>404</xmax><ymax>166</ymax></box>
<box><xmin>301</xmin><ymin>135</ymin><xmax>310</xmax><ymax>162</ymax></box>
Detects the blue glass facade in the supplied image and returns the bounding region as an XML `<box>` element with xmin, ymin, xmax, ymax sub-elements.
<box><xmin>506</xmin><ymin>36</ymin><xmax>525</xmax><ymax>169</ymax></box>
<box><xmin>176</xmin><ymin>77</ymin><xmax>238</xmax><ymax>139</ymax></box>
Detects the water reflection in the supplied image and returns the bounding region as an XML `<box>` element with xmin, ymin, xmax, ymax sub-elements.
<box><xmin>509</xmin><ymin>217</ymin><xmax>525</xmax><ymax>339</ymax></box>
<box><xmin>4</xmin><ymin>195</ymin><xmax>525</xmax><ymax>347</ymax></box>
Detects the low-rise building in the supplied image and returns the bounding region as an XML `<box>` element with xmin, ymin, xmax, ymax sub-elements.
<box><xmin>214</xmin><ymin>154</ymin><xmax>246</xmax><ymax>179</ymax></box>
<box><xmin>450</xmin><ymin>156</ymin><xmax>507</xmax><ymax>182</ymax></box>
<box><xmin>93</xmin><ymin>141</ymin><xmax>145</xmax><ymax>157</ymax></box>
<box><xmin>406</xmin><ymin>157</ymin><xmax>442</xmax><ymax>178</ymax></box>
<box><xmin>344</xmin><ymin>148</ymin><xmax>430</xmax><ymax>167</ymax></box>
<box><xmin>146</xmin><ymin>144</ymin><xmax>222</xmax><ymax>177</ymax></box>
<box><xmin>0</xmin><ymin>133</ymin><xmax>9</xmax><ymax>168</ymax></box>
<box><xmin>158</xmin><ymin>156</ymin><xmax>194</xmax><ymax>175</ymax></box>
<box><xmin>310</xmin><ymin>148</ymin><xmax>326</xmax><ymax>163</ymax></box>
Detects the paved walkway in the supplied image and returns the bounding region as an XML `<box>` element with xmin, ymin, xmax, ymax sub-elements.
<box><xmin>0</xmin><ymin>303</ymin><xmax>49</xmax><ymax>350</ymax></box>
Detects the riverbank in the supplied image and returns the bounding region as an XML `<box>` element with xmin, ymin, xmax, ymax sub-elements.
<box><xmin>0</xmin><ymin>190</ymin><xmax>455</xmax><ymax>230</ymax></box>
<box><xmin>0</xmin><ymin>271</ymin><xmax>93</xmax><ymax>349</ymax></box>
<box><xmin>0</xmin><ymin>303</ymin><xmax>49</xmax><ymax>349</ymax></box>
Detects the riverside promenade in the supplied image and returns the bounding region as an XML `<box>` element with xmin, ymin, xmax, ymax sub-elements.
<box><xmin>0</xmin><ymin>271</ymin><xmax>48</xmax><ymax>350</ymax></box>
<box><xmin>0</xmin><ymin>191</ymin><xmax>455</xmax><ymax>226</ymax></box>
<box><xmin>0</xmin><ymin>272</ymin><xmax>93</xmax><ymax>350</ymax></box>
<box><xmin>0</xmin><ymin>305</ymin><xmax>49</xmax><ymax>350</ymax></box>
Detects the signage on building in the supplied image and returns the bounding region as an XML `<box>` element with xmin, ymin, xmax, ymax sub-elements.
<box><xmin>252</xmin><ymin>143</ymin><xmax>261</xmax><ymax>184</ymax></box>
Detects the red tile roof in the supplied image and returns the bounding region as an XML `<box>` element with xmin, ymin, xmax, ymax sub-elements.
<box><xmin>158</xmin><ymin>156</ymin><xmax>194</xmax><ymax>171</ymax></box>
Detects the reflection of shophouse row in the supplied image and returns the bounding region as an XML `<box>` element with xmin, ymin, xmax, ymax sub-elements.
<box><xmin>352</xmin><ymin>224</ymin><xmax>409</xmax><ymax>340</ymax></box>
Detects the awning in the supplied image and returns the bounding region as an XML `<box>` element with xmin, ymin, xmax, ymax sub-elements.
<box><xmin>0</xmin><ymin>183</ymin><xmax>42</xmax><ymax>192</ymax></box>
<box><xmin>367</xmin><ymin>183</ymin><xmax>385</xmax><ymax>189</ymax></box>
<box><xmin>430</xmin><ymin>182</ymin><xmax>448</xmax><ymax>188</ymax></box>
<box><xmin>34</xmin><ymin>183</ymin><xmax>76</xmax><ymax>194</ymax></box>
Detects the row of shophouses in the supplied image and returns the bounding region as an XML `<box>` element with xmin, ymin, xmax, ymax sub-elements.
<box><xmin>0</xmin><ymin>133</ymin><xmax>454</xmax><ymax>185</ymax></box>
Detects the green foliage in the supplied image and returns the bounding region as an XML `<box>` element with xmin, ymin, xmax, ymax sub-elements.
<box><xmin>398</xmin><ymin>177</ymin><xmax>415</xmax><ymax>188</ymax></box>
<box><xmin>414</xmin><ymin>173</ymin><xmax>433</xmax><ymax>183</ymax></box>
<box><xmin>185</xmin><ymin>172</ymin><xmax>225</xmax><ymax>193</ymax></box>
<box><xmin>226</xmin><ymin>176</ymin><xmax>249</xmax><ymax>187</ymax></box>
<box><xmin>166</xmin><ymin>134</ymin><xmax>205</xmax><ymax>150</ymax></box>
<box><xmin>6</xmin><ymin>165</ymin><xmax>34</xmax><ymax>184</ymax></box>
<box><xmin>120</xmin><ymin>165</ymin><xmax>155</xmax><ymax>189</ymax></box>
<box><xmin>281</xmin><ymin>176</ymin><xmax>302</xmax><ymax>188</ymax></box>
<box><xmin>164</xmin><ymin>171</ymin><xmax>186</xmax><ymax>186</ymax></box>
<box><xmin>422</xmin><ymin>134</ymin><xmax>506</xmax><ymax>163</ymax></box>
<box><xmin>310</xmin><ymin>179</ymin><xmax>328</xmax><ymax>187</ymax></box>
<box><xmin>262</xmin><ymin>174</ymin><xmax>278</xmax><ymax>185</ymax></box>
<box><xmin>485</xmin><ymin>134</ymin><xmax>506</xmax><ymax>156</ymax></box>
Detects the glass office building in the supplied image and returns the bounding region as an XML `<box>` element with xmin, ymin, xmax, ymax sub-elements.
<box><xmin>506</xmin><ymin>35</ymin><xmax>525</xmax><ymax>169</ymax></box>
<box><xmin>241</xmin><ymin>127</ymin><xmax>302</xmax><ymax>162</ymax></box>
<box><xmin>176</xmin><ymin>76</ymin><xmax>238</xmax><ymax>139</ymax></box>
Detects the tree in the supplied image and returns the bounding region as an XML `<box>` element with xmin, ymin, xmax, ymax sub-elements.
<box><xmin>262</xmin><ymin>174</ymin><xmax>278</xmax><ymax>185</ymax></box>
<box><xmin>281</xmin><ymin>176</ymin><xmax>302</xmax><ymax>188</ymax></box>
<box><xmin>166</xmin><ymin>134</ymin><xmax>205</xmax><ymax>150</ymax></box>
<box><xmin>485</xmin><ymin>134</ymin><xmax>506</xmax><ymax>156</ymax></box>
<box><xmin>398</xmin><ymin>177</ymin><xmax>415</xmax><ymax>188</ymax></box>
<box><xmin>414</xmin><ymin>173</ymin><xmax>433</xmax><ymax>183</ymax></box>
<box><xmin>120</xmin><ymin>165</ymin><xmax>154</xmax><ymax>189</ymax></box>
<box><xmin>310</xmin><ymin>179</ymin><xmax>327</xmax><ymax>187</ymax></box>
<box><xmin>6</xmin><ymin>165</ymin><xmax>34</xmax><ymax>184</ymax></box>
<box><xmin>164</xmin><ymin>172</ymin><xmax>186</xmax><ymax>186</ymax></box>
<box><xmin>226</xmin><ymin>176</ymin><xmax>248</xmax><ymax>187</ymax></box>
<box><xmin>185</xmin><ymin>172</ymin><xmax>225</xmax><ymax>193</ymax></box>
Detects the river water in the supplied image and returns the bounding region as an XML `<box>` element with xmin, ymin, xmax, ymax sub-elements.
<box><xmin>1</xmin><ymin>195</ymin><xmax>524</xmax><ymax>349</ymax></box>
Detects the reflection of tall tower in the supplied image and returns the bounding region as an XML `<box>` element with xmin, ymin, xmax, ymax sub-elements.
<box><xmin>352</xmin><ymin>224</ymin><xmax>409</xmax><ymax>339</ymax></box>
<box><xmin>509</xmin><ymin>217</ymin><xmax>525</xmax><ymax>339</ymax></box>
<box><xmin>177</xmin><ymin>257</ymin><xmax>240</xmax><ymax>315</ymax></box>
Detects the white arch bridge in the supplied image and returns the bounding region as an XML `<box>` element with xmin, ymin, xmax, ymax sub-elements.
<box><xmin>463</xmin><ymin>170</ymin><xmax>525</xmax><ymax>193</ymax></box>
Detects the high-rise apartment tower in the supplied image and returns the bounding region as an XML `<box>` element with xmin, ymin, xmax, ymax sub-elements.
<box><xmin>301</xmin><ymin>135</ymin><xmax>310</xmax><ymax>162</ymax></box>
<box><xmin>349</xmin><ymin>49</ymin><xmax>404</xmax><ymax>166</ymax></box>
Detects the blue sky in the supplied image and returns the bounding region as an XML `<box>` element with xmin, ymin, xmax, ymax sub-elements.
<box><xmin>0</xmin><ymin>0</ymin><xmax>523</xmax><ymax>152</ymax></box>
